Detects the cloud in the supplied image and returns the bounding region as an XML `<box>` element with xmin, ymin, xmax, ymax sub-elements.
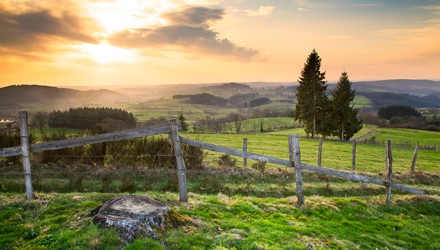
<box><xmin>0</xmin><ymin>8</ymin><xmax>98</xmax><ymax>50</ymax></box>
<box><xmin>352</xmin><ymin>3</ymin><xmax>382</xmax><ymax>8</ymax></box>
<box><xmin>245</xmin><ymin>6</ymin><xmax>275</xmax><ymax>17</ymax></box>
<box><xmin>296</xmin><ymin>7</ymin><xmax>309</xmax><ymax>12</ymax></box>
<box><xmin>109</xmin><ymin>6</ymin><xmax>258</xmax><ymax>60</ymax></box>
<box><xmin>164</xmin><ymin>6</ymin><xmax>224</xmax><ymax>25</ymax></box>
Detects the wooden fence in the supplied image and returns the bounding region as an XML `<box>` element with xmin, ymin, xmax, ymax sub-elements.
<box><xmin>0</xmin><ymin>111</ymin><xmax>425</xmax><ymax>205</ymax></box>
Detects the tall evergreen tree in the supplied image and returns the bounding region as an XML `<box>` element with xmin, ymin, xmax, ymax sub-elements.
<box><xmin>330</xmin><ymin>72</ymin><xmax>362</xmax><ymax>141</ymax></box>
<box><xmin>178</xmin><ymin>113</ymin><xmax>189</xmax><ymax>132</ymax></box>
<box><xmin>295</xmin><ymin>49</ymin><xmax>328</xmax><ymax>138</ymax></box>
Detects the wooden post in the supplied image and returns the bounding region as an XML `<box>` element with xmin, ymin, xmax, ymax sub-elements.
<box><xmin>169</xmin><ymin>119</ymin><xmax>188</xmax><ymax>202</ymax></box>
<box><xmin>351</xmin><ymin>140</ymin><xmax>357</xmax><ymax>171</ymax></box>
<box><xmin>317</xmin><ymin>138</ymin><xmax>323</xmax><ymax>167</ymax></box>
<box><xmin>385</xmin><ymin>139</ymin><xmax>392</xmax><ymax>204</ymax></box>
<box><xmin>19</xmin><ymin>111</ymin><xmax>33</xmax><ymax>200</ymax></box>
<box><xmin>411</xmin><ymin>146</ymin><xmax>419</xmax><ymax>173</ymax></box>
<box><xmin>243</xmin><ymin>138</ymin><xmax>248</xmax><ymax>168</ymax></box>
<box><xmin>289</xmin><ymin>134</ymin><xmax>304</xmax><ymax>206</ymax></box>
<box><xmin>7</xmin><ymin>123</ymin><xmax>12</xmax><ymax>135</ymax></box>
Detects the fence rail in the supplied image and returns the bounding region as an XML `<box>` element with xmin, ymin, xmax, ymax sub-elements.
<box><xmin>178</xmin><ymin>136</ymin><xmax>424</xmax><ymax>195</ymax></box>
<box><xmin>0</xmin><ymin>111</ymin><xmax>428</xmax><ymax>205</ymax></box>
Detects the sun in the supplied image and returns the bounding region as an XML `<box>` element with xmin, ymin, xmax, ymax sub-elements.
<box><xmin>79</xmin><ymin>43</ymin><xmax>136</xmax><ymax>64</ymax></box>
<box><xmin>86</xmin><ymin>0</ymin><xmax>175</xmax><ymax>35</ymax></box>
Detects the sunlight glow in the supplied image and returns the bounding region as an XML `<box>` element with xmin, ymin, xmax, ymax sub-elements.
<box><xmin>78</xmin><ymin>43</ymin><xmax>137</xmax><ymax>64</ymax></box>
<box><xmin>86</xmin><ymin>0</ymin><xmax>176</xmax><ymax>36</ymax></box>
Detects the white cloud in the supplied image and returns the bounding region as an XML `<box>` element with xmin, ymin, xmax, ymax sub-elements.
<box><xmin>296</xmin><ymin>7</ymin><xmax>308</xmax><ymax>12</ymax></box>
<box><xmin>245</xmin><ymin>6</ymin><xmax>274</xmax><ymax>17</ymax></box>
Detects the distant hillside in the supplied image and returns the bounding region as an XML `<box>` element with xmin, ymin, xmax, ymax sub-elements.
<box><xmin>0</xmin><ymin>85</ymin><xmax>127</xmax><ymax>111</ymax></box>
<box><xmin>0</xmin><ymin>85</ymin><xmax>79</xmax><ymax>109</ymax></box>
<box><xmin>199</xmin><ymin>82</ymin><xmax>254</xmax><ymax>97</ymax></box>
<box><xmin>358</xmin><ymin>92</ymin><xmax>440</xmax><ymax>108</ymax></box>
<box><xmin>350</xmin><ymin>79</ymin><xmax>440</xmax><ymax>96</ymax></box>
<box><xmin>173</xmin><ymin>93</ymin><xmax>228</xmax><ymax>106</ymax></box>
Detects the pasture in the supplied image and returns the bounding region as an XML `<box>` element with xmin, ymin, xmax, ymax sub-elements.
<box><xmin>1</xmin><ymin>124</ymin><xmax>439</xmax><ymax>249</ymax></box>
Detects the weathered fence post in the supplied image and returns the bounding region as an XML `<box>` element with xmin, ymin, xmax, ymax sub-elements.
<box><xmin>385</xmin><ymin>139</ymin><xmax>393</xmax><ymax>204</ymax></box>
<box><xmin>411</xmin><ymin>146</ymin><xmax>419</xmax><ymax>173</ymax></box>
<box><xmin>19</xmin><ymin>111</ymin><xmax>33</xmax><ymax>200</ymax></box>
<box><xmin>352</xmin><ymin>140</ymin><xmax>357</xmax><ymax>171</ymax></box>
<box><xmin>169</xmin><ymin>119</ymin><xmax>188</xmax><ymax>202</ymax></box>
<box><xmin>243</xmin><ymin>138</ymin><xmax>248</xmax><ymax>168</ymax></box>
<box><xmin>289</xmin><ymin>134</ymin><xmax>304</xmax><ymax>206</ymax></box>
<box><xmin>317</xmin><ymin>138</ymin><xmax>323</xmax><ymax>167</ymax></box>
<box><xmin>7</xmin><ymin>122</ymin><xmax>12</xmax><ymax>135</ymax></box>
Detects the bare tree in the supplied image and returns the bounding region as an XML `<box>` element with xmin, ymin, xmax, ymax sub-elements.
<box><xmin>31</xmin><ymin>112</ymin><xmax>49</xmax><ymax>132</ymax></box>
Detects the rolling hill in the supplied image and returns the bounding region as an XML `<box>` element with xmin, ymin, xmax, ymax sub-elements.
<box><xmin>0</xmin><ymin>85</ymin><xmax>127</xmax><ymax>112</ymax></box>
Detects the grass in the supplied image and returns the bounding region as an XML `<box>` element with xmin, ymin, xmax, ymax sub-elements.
<box><xmin>120</xmin><ymin>99</ymin><xmax>237</xmax><ymax>122</ymax></box>
<box><xmin>185</xmin><ymin>133</ymin><xmax>440</xmax><ymax>173</ymax></box>
<box><xmin>372</xmin><ymin>128</ymin><xmax>440</xmax><ymax>147</ymax></box>
<box><xmin>353</xmin><ymin>95</ymin><xmax>372</xmax><ymax>108</ymax></box>
<box><xmin>1</xmin><ymin>184</ymin><xmax>439</xmax><ymax>249</ymax></box>
<box><xmin>1</xmin><ymin>125</ymin><xmax>439</xmax><ymax>248</ymax></box>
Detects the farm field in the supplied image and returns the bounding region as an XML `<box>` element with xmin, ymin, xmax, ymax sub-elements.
<box><xmin>120</xmin><ymin>99</ymin><xmax>238</xmax><ymax>122</ymax></box>
<box><xmin>373</xmin><ymin>128</ymin><xmax>440</xmax><ymax>147</ymax></box>
<box><xmin>1</xmin><ymin>125</ymin><xmax>439</xmax><ymax>249</ymax></box>
<box><xmin>184</xmin><ymin>133</ymin><xmax>439</xmax><ymax>173</ymax></box>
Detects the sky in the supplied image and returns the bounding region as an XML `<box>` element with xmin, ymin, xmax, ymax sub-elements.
<box><xmin>0</xmin><ymin>0</ymin><xmax>439</xmax><ymax>87</ymax></box>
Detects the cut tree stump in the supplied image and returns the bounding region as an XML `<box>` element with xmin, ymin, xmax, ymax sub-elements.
<box><xmin>91</xmin><ymin>195</ymin><xmax>193</xmax><ymax>244</ymax></box>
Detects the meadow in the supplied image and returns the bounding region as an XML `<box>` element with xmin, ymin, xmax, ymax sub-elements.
<box><xmin>1</xmin><ymin>122</ymin><xmax>439</xmax><ymax>249</ymax></box>
<box><xmin>185</xmin><ymin>132</ymin><xmax>439</xmax><ymax>174</ymax></box>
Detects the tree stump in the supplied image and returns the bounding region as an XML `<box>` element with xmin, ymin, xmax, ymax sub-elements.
<box><xmin>91</xmin><ymin>195</ymin><xmax>192</xmax><ymax>244</ymax></box>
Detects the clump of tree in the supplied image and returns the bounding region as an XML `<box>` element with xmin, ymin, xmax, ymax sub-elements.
<box><xmin>48</xmin><ymin>107</ymin><xmax>136</xmax><ymax>130</ymax></box>
<box><xmin>378</xmin><ymin>106</ymin><xmax>422</xmax><ymax>120</ymax></box>
<box><xmin>249</xmin><ymin>98</ymin><xmax>271</xmax><ymax>107</ymax></box>
<box><xmin>295</xmin><ymin>50</ymin><xmax>361</xmax><ymax>140</ymax></box>
<box><xmin>173</xmin><ymin>93</ymin><xmax>228</xmax><ymax>106</ymax></box>
<box><xmin>375</xmin><ymin>105</ymin><xmax>440</xmax><ymax>130</ymax></box>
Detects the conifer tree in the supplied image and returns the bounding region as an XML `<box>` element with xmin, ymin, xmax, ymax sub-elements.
<box><xmin>330</xmin><ymin>72</ymin><xmax>362</xmax><ymax>141</ymax></box>
<box><xmin>295</xmin><ymin>49</ymin><xmax>328</xmax><ymax>138</ymax></box>
<box><xmin>178</xmin><ymin>113</ymin><xmax>189</xmax><ymax>132</ymax></box>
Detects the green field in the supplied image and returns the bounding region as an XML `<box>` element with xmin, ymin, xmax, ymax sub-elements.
<box><xmin>372</xmin><ymin>128</ymin><xmax>440</xmax><ymax>147</ymax></box>
<box><xmin>1</xmin><ymin>125</ymin><xmax>439</xmax><ymax>249</ymax></box>
<box><xmin>353</xmin><ymin>95</ymin><xmax>372</xmax><ymax>108</ymax></box>
<box><xmin>1</xmin><ymin>168</ymin><xmax>439</xmax><ymax>249</ymax></box>
<box><xmin>185</xmin><ymin>133</ymin><xmax>439</xmax><ymax>173</ymax></box>
<box><xmin>120</xmin><ymin>99</ymin><xmax>238</xmax><ymax>122</ymax></box>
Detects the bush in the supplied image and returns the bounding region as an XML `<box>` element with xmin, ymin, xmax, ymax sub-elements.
<box><xmin>218</xmin><ymin>154</ymin><xmax>237</xmax><ymax>167</ymax></box>
<box><xmin>119</xmin><ymin>173</ymin><xmax>137</xmax><ymax>193</ymax></box>
<box><xmin>251</xmin><ymin>161</ymin><xmax>266</xmax><ymax>172</ymax></box>
<box><xmin>100</xmin><ymin>172</ymin><xmax>115</xmax><ymax>193</ymax></box>
<box><xmin>183</xmin><ymin>145</ymin><xmax>206</xmax><ymax>169</ymax></box>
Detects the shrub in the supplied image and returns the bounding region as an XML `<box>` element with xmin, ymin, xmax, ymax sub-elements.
<box><xmin>218</xmin><ymin>154</ymin><xmax>237</xmax><ymax>168</ymax></box>
<box><xmin>183</xmin><ymin>145</ymin><xmax>206</xmax><ymax>169</ymax></box>
<box><xmin>119</xmin><ymin>173</ymin><xmax>137</xmax><ymax>193</ymax></box>
<box><xmin>100</xmin><ymin>172</ymin><xmax>115</xmax><ymax>193</ymax></box>
<box><xmin>68</xmin><ymin>174</ymin><xmax>84</xmax><ymax>192</ymax></box>
<box><xmin>251</xmin><ymin>161</ymin><xmax>266</xmax><ymax>172</ymax></box>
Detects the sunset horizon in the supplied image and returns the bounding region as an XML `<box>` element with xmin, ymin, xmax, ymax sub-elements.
<box><xmin>1</xmin><ymin>0</ymin><xmax>439</xmax><ymax>87</ymax></box>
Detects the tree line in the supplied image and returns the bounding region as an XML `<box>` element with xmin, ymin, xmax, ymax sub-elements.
<box><xmin>295</xmin><ymin>49</ymin><xmax>362</xmax><ymax>141</ymax></box>
<box><xmin>48</xmin><ymin>107</ymin><xmax>136</xmax><ymax>130</ymax></box>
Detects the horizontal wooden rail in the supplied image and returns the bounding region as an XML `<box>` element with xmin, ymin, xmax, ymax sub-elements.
<box><xmin>179</xmin><ymin>136</ymin><xmax>424</xmax><ymax>195</ymax></box>
<box><xmin>179</xmin><ymin>136</ymin><xmax>290</xmax><ymax>166</ymax></box>
<box><xmin>301</xmin><ymin>163</ymin><xmax>424</xmax><ymax>194</ymax></box>
<box><xmin>0</xmin><ymin>125</ymin><xmax>170</xmax><ymax>157</ymax></box>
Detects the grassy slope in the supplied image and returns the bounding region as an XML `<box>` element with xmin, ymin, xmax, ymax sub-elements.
<box><xmin>1</xmin><ymin>191</ymin><xmax>439</xmax><ymax>249</ymax></box>
<box><xmin>186</xmin><ymin>133</ymin><xmax>439</xmax><ymax>173</ymax></box>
